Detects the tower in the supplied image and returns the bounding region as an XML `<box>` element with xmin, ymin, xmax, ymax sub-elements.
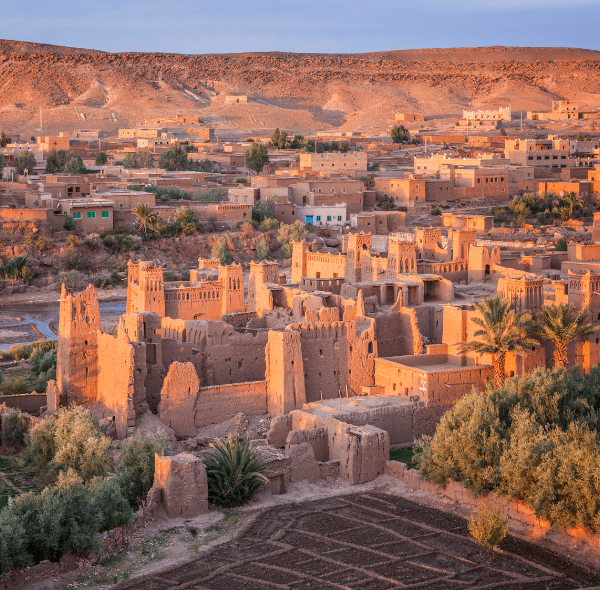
<box><xmin>387</xmin><ymin>239</ymin><xmax>417</xmax><ymax>277</ymax></box>
<box><xmin>344</xmin><ymin>232</ymin><xmax>372</xmax><ymax>284</ymax></box>
<box><xmin>218</xmin><ymin>264</ymin><xmax>246</xmax><ymax>315</ymax></box>
<box><xmin>291</xmin><ymin>240</ymin><xmax>309</xmax><ymax>284</ymax></box>
<box><xmin>56</xmin><ymin>284</ymin><xmax>101</xmax><ymax>405</ymax></box>
<box><xmin>450</xmin><ymin>229</ymin><xmax>477</xmax><ymax>262</ymax></box>
<box><xmin>137</xmin><ymin>262</ymin><xmax>166</xmax><ymax>317</ymax></box>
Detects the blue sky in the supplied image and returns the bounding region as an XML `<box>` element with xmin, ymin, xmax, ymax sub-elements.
<box><xmin>1</xmin><ymin>0</ymin><xmax>598</xmax><ymax>54</ymax></box>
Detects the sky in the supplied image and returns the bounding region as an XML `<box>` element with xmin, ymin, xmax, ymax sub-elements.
<box><xmin>1</xmin><ymin>0</ymin><xmax>598</xmax><ymax>55</ymax></box>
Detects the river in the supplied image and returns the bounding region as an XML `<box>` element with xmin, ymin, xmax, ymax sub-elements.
<box><xmin>0</xmin><ymin>300</ymin><xmax>127</xmax><ymax>350</ymax></box>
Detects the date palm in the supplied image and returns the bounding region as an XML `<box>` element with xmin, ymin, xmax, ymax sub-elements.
<box><xmin>459</xmin><ymin>296</ymin><xmax>537</xmax><ymax>389</ymax></box>
<box><xmin>563</xmin><ymin>191</ymin><xmax>583</xmax><ymax>217</ymax></box>
<box><xmin>132</xmin><ymin>204</ymin><xmax>158</xmax><ymax>238</ymax></box>
<box><xmin>531</xmin><ymin>304</ymin><xmax>596</xmax><ymax>369</ymax></box>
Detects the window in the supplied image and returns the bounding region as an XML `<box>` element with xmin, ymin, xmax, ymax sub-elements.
<box><xmin>316</xmin><ymin>216</ymin><xmax>321</xmax><ymax>221</ymax></box>
<box><xmin>87</xmin><ymin>211</ymin><xmax>96</xmax><ymax>218</ymax></box>
<box><xmin>337</xmin><ymin>215</ymin><xmax>342</xmax><ymax>221</ymax></box>
<box><xmin>73</xmin><ymin>212</ymin><xmax>81</xmax><ymax>219</ymax></box>
<box><xmin>327</xmin><ymin>216</ymin><xmax>331</xmax><ymax>221</ymax></box>
<box><xmin>120</xmin><ymin>203</ymin><xmax>124</xmax><ymax>209</ymax></box>
<box><xmin>57</xmin><ymin>192</ymin><xmax>61</xmax><ymax>197</ymax></box>
<box><xmin>101</xmin><ymin>211</ymin><xmax>109</xmax><ymax>218</ymax></box>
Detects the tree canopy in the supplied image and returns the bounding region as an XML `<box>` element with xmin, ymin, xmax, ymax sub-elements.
<box><xmin>244</xmin><ymin>142</ymin><xmax>269</xmax><ymax>174</ymax></box>
<box><xmin>390</xmin><ymin>125</ymin><xmax>410</xmax><ymax>143</ymax></box>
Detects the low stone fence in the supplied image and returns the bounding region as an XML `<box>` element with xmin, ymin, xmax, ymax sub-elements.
<box><xmin>386</xmin><ymin>460</ymin><xmax>600</xmax><ymax>558</ymax></box>
<box><xmin>0</xmin><ymin>393</ymin><xmax>46</xmax><ymax>414</ymax></box>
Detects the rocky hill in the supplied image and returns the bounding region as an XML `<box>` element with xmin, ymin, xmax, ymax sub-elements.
<box><xmin>0</xmin><ymin>41</ymin><xmax>599</xmax><ymax>137</ymax></box>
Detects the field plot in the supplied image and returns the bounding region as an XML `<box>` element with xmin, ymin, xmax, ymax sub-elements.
<box><xmin>113</xmin><ymin>493</ymin><xmax>600</xmax><ymax>590</ymax></box>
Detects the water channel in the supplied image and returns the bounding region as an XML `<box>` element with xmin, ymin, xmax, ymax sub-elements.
<box><xmin>0</xmin><ymin>300</ymin><xmax>127</xmax><ymax>350</ymax></box>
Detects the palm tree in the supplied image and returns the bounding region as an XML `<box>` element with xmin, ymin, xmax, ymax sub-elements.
<box><xmin>531</xmin><ymin>304</ymin><xmax>597</xmax><ymax>369</ymax></box>
<box><xmin>132</xmin><ymin>204</ymin><xmax>158</xmax><ymax>238</ymax></box>
<box><xmin>459</xmin><ymin>296</ymin><xmax>537</xmax><ymax>389</ymax></box>
<box><xmin>563</xmin><ymin>191</ymin><xmax>583</xmax><ymax>218</ymax></box>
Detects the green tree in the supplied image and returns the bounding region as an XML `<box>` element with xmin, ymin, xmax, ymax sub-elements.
<box><xmin>563</xmin><ymin>191</ymin><xmax>583</xmax><ymax>217</ymax></box>
<box><xmin>45</xmin><ymin>149</ymin><xmax>68</xmax><ymax>173</ymax></box>
<box><xmin>531</xmin><ymin>304</ymin><xmax>597</xmax><ymax>369</ymax></box>
<box><xmin>244</xmin><ymin>142</ymin><xmax>269</xmax><ymax>174</ymax></box>
<box><xmin>0</xmin><ymin>131</ymin><xmax>12</xmax><ymax>147</ymax></box>
<box><xmin>256</xmin><ymin>237</ymin><xmax>270</xmax><ymax>260</ymax></box>
<box><xmin>278</xmin><ymin>221</ymin><xmax>309</xmax><ymax>258</ymax></box>
<box><xmin>95</xmin><ymin>151</ymin><xmax>108</xmax><ymax>165</ymax></box>
<box><xmin>175</xmin><ymin>206</ymin><xmax>199</xmax><ymax>235</ymax></box>
<box><xmin>3</xmin><ymin>256</ymin><xmax>33</xmax><ymax>282</ymax></box>
<box><xmin>458</xmin><ymin>295</ymin><xmax>536</xmax><ymax>389</ymax></box>
<box><xmin>159</xmin><ymin>142</ymin><xmax>187</xmax><ymax>171</ymax></box>
<box><xmin>14</xmin><ymin>151</ymin><xmax>36</xmax><ymax>175</ymax></box>
<box><xmin>64</xmin><ymin>156</ymin><xmax>85</xmax><ymax>174</ymax></box>
<box><xmin>509</xmin><ymin>201</ymin><xmax>530</xmax><ymax>225</ymax></box>
<box><xmin>390</xmin><ymin>125</ymin><xmax>410</xmax><ymax>143</ymax></box>
<box><xmin>271</xmin><ymin>128</ymin><xmax>281</xmax><ymax>146</ymax></box>
<box><xmin>211</xmin><ymin>235</ymin><xmax>232</xmax><ymax>264</ymax></box>
<box><xmin>132</xmin><ymin>204</ymin><xmax>159</xmax><ymax>238</ymax></box>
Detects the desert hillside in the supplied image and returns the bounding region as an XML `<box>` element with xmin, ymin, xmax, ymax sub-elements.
<box><xmin>0</xmin><ymin>41</ymin><xmax>599</xmax><ymax>137</ymax></box>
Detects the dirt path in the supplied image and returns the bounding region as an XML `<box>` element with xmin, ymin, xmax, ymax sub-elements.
<box><xmin>0</xmin><ymin>471</ymin><xmax>24</xmax><ymax>494</ymax></box>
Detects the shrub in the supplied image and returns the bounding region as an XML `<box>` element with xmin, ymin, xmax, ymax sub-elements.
<box><xmin>115</xmin><ymin>432</ymin><xmax>168</xmax><ymax>508</ymax></box>
<box><xmin>468</xmin><ymin>501</ymin><xmax>508</xmax><ymax>556</ymax></box>
<box><xmin>211</xmin><ymin>236</ymin><xmax>232</xmax><ymax>265</ymax></box>
<box><xmin>0</xmin><ymin>378</ymin><xmax>28</xmax><ymax>396</ymax></box>
<box><xmin>23</xmin><ymin>416</ymin><xmax>56</xmax><ymax>476</ymax></box>
<box><xmin>66</xmin><ymin>235</ymin><xmax>82</xmax><ymax>248</ymax></box>
<box><xmin>35</xmin><ymin>237</ymin><xmax>49</xmax><ymax>252</ymax></box>
<box><xmin>3</xmin><ymin>256</ymin><xmax>34</xmax><ymax>282</ymax></box>
<box><xmin>259</xmin><ymin>217</ymin><xmax>279</xmax><ymax>232</ymax></box>
<box><xmin>204</xmin><ymin>435</ymin><xmax>269</xmax><ymax>508</ymax></box>
<box><xmin>235</xmin><ymin>177</ymin><xmax>248</xmax><ymax>184</ymax></box>
<box><xmin>278</xmin><ymin>221</ymin><xmax>308</xmax><ymax>258</ymax></box>
<box><xmin>241</xmin><ymin>221</ymin><xmax>253</xmax><ymax>237</ymax></box>
<box><xmin>89</xmin><ymin>476</ymin><xmax>133</xmax><ymax>531</ymax></box>
<box><xmin>256</xmin><ymin>238</ymin><xmax>270</xmax><ymax>260</ymax></box>
<box><xmin>555</xmin><ymin>238</ymin><xmax>568</xmax><ymax>251</ymax></box>
<box><xmin>24</xmin><ymin>407</ymin><xmax>111</xmax><ymax>481</ymax></box>
<box><xmin>175</xmin><ymin>206</ymin><xmax>199</xmax><ymax>234</ymax></box>
<box><xmin>431</xmin><ymin>207</ymin><xmax>441</xmax><ymax>216</ymax></box>
<box><xmin>252</xmin><ymin>199</ymin><xmax>275</xmax><ymax>224</ymax></box>
<box><xmin>2</xmin><ymin>410</ymin><xmax>27</xmax><ymax>446</ymax></box>
<box><xmin>0</xmin><ymin>508</ymin><xmax>31</xmax><ymax>576</ymax></box>
<box><xmin>416</xmin><ymin>367</ymin><xmax>600</xmax><ymax>532</ymax></box>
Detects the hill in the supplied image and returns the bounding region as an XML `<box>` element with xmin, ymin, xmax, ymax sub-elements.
<box><xmin>0</xmin><ymin>41</ymin><xmax>599</xmax><ymax>137</ymax></box>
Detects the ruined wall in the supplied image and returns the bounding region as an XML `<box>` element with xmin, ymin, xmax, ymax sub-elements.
<box><xmin>265</xmin><ymin>330</ymin><xmax>306</xmax><ymax>415</ymax></box>
<box><xmin>97</xmin><ymin>324</ymin><xmax>148</xmax><ymax>439</ymax></box>
<box><xmin>373</xmin><ymin>307</ymin><xmax>423</xmax><ymax>358</ymax></box>
<box><xmin>162</xmin><ymin>318</ymin><xmax>268</xmax><ymax>385</ymax></box>
<box><xmin>158</xmin><ymin>362</ymin><xmax>268</xmax><ymax>435</ymax></box>
<box><xmin>56</xmin><ymin>284</ymin><xmax>100</xmax><ymax>405</ymax></box>
<box><xmin>292</xmin><ymin>321</ymin><xmax>349</xmax><ymax>402</ymax></box>
<box><xmin>195</xmin><ymin>381</ymin><xmax>268</xmax><ymax>428</ymax></box>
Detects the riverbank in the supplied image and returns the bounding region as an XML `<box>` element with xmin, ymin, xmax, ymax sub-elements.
<box><xmin>0</xmin><ymin>285</ymin><xmax>127</xmax><ymax>306</ymax></box>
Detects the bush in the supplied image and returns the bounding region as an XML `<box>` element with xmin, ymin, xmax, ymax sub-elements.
<box><xmin>0</xmin><ymin>378</ymin><xmax>28</xmax><ymax>396</ymax></box>
<box><xmin>468</xmin><ymin>502</ymin><xmax>508</xmax><ymax>555</ymax></box>
<box><xmin>115</xmin><ymin>432</ymin><xmax>168</xmax><ymax>508</ymax></box>
<box><xmin>0</xmin><ymin>508</ymin><xmax>31</xmax><ymax>575</ymax></box>
<box><xmin>252</xmin><ymin>199</ymin><xmax>275</xmax><ymax>224</ymax></box>
<box><xmin>416</xmin><ymin>367</ymin><xmax>600</xmax><ymax>532</ymax></box>
<box><xmin>24</xmin><ymin>407</ymin><xmax>111</xmax><ymax>481</ymax></box>
<box><xmin>89</xmin><ymin>476</ymin><xmax>133</xmax><ymax>531</ymax></box>
<box><xmin>175</xmin><ymin>206</ymin><xmax>199</xmax><ymax>235</ymax></box>
<box><xmin>204</xmin><ymin>435</ymin><xmax>269</xmax><ymax>508</ymax></box>
<box><xmin>63</xmin><ymin>215</ymin><xmax>76</xmax><ymax>231</ymax></box>
<box><xmin>278</xmin><ymin>221</ymin><xmax>308</xmax><ymax>258</ymax></box>
<box><xmin>146</xmin><ymin>186</ymin><xmax>189</xmax><ymax>201</ymax></box>
<box><xmin>211</xmin><ymin>236</ymin><xmax>232</xmax><ymax>265</ymax></box>
<box><xmin>192</xmin><ymin>187</ymin><xmax>227</xmax><ymax>202</ymax></box>
<box><xmin>259</xmin><ymin>217</ymin><xmax>279</xmax><ymax>232</ymax></box>
<box><xmin>235</xmin><ymin>177</ymin><xmax>248</xmax><ymax>184</ymax></box>
<box><xmin>35</xmin><ymin>237</ymin><xmax>49</xmax><ymax>252</ymax></box>
<box><xmin>241</xmin><ymin>221</ymin><xmax>253</xmax><ymax>237</ymax></box>
<box><xmin>2</xmin><ymin>410</ymin><xmax>27</xmax><ymax>446</ymax></box>
<box><xmin>3</xmin><ymin>256</ymin><xmax>34</xmax><ymax>282</ymax></box>
<box><xmin>256</xmin><ymin>238</ymin><xmax>270</xmax><ymax>260</ymax></box>
<box><xmin>431</xmin><ymin>207</ymin><xmax>441</xmax><ymax>216</ymax></box>
<box><xmin>66</xmin><ymin>235</ymin><xmax>82</xmax><ymax>248</ymax></box>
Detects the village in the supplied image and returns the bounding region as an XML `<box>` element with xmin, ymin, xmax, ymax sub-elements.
<box><xmin>3</xmin><ymin>98</ymin><xmax>600</xmax><ymax>588</ymax></box>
